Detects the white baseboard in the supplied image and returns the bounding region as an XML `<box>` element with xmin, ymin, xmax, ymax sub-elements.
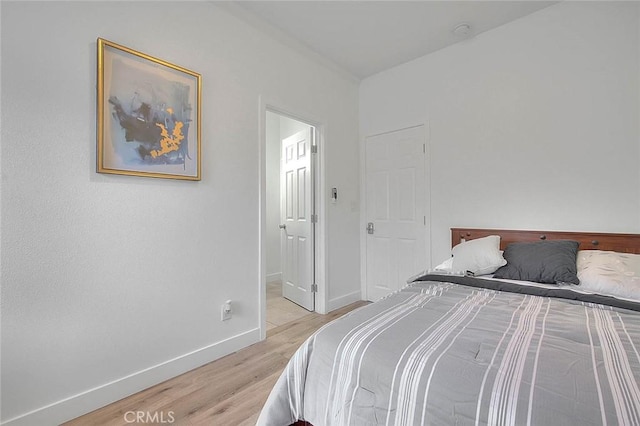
<box><xmin>2</xmin><ymin>328</ymin><xmax>261</xmax><ymax>426</ymax></box>
<box><xmin>266</xmin><ymin>272</ymin><xmax>282</xmax><ymax>283</ymax></box>
<box><xmin>327</xmin><ymin>290</ymin><xmax>362</xmax><ymax>312</ymax></box>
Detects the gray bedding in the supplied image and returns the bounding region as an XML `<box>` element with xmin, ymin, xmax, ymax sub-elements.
<box><xmin>257</xmin><ymin>276</ymin><xmax>640</xmax><ymax>426</ymax></box>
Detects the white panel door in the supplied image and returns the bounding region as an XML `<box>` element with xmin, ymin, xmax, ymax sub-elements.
<box><xmin>281</xmin><ymin>128</ymin><xmax>314</xmax><ymax>311</ymax></box>
<box><xmin>365</xmin><ymin>125</ymin><xmax>427</xmax><ymax>301</ymax></box>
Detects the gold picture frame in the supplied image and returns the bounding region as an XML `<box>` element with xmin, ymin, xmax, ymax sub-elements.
<box><xmin>97</xmin><ymin>38</ymin><xmax>201</xmax><ymax>180</ymax></box>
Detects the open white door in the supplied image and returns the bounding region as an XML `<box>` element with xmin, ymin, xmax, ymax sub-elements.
<box><xmin>280</xmin><ymin>128</ymin><xmax>315</xmax><ymax>311</ymax></box>
<box><xmin>365</xmin><ymin>125</ymin><xmax>427</xmax><ymax>301</ymax></box>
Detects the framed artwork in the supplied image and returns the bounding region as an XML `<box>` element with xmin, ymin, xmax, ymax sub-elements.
<box><xmin>97</xmin><ymin>38</ymin><xmax>201</xmax><ymax>180</ymax></box>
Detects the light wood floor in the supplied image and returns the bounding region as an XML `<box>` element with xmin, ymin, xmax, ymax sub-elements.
<box><xmin>65</xmin><ymin>294</ymin><xmax>368</xmax><ymax>426</ymax></box>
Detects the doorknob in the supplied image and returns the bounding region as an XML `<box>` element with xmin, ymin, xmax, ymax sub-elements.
<box><xmin>279</xmin><ymin>224</ymin><xmax>286</xmax><ymax>230</ymax></box>
<box><xmin>366</xmin><ymin>222</ymin><xmax>374</xmax><ymax>234</ymax></box>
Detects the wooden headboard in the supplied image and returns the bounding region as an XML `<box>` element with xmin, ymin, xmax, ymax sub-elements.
<box><xmin>451</xmin><ymin>228</ymin><xmax>640</xmax><ymax>254</ymax></box>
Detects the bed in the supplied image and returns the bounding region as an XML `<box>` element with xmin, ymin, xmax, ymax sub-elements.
<box><xmin>258</xmin><ymin>228</ymin><xmax>640</xmax><ymax>426</ymax></box>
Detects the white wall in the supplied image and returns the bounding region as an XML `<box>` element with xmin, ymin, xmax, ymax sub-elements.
<box><xmin>360</xmin><ymin>1</ymin><xmax>640</xmax><ymax>265</ymax></box>
<box><xmin>0</xmin><ymin>2</ymin><xmax>359</xmax><ymax>424</ymax></box>
<box><xmin>280</xmin><ymin>115</ymin><xmax>310</xmax><ymax>140</ymax></box>
<box><xmin>265</xmin><ymin>111</ymin><xmax>281</xmax><ymax>282</ymax></box>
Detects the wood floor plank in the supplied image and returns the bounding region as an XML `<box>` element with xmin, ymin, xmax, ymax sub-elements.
<box><xmin>64</xmin><ymin>301</ymin><xmax>368</xmax><ymax>426</ymax></box>
<box><xmin>187</xmin><ymin>371</ymin><xmax>282</xmax><ymax>425</ymax></box>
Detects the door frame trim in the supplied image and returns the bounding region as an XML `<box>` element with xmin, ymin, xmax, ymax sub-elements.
<box><xmin>360</xmin><ymin>123</ymin><xmax>431</xmax><ymax>301</ymax></box>
<box><xmin>258</xmin><ymin>96</ymin><xmax>328</xmax><ymax>341</ymax></box>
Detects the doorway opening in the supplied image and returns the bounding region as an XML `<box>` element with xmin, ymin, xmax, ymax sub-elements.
<box><xmin>265</xmin><ymin>110</ymin><xmax>317</xmax><ymax>332</ymax></box>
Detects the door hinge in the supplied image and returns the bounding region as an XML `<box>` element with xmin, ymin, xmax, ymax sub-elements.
<box><xmin>423</xmin><ymin>143</ymin><xmax>426</xmax><ymax>153</ymax></box>
<box><xmin>311</xmin><ymin>214</ymin><xmax>318</xmax><ymax>223</ymax></box>
<box><xmin>311</xmin><ymin>145</ymin><xmax>318</xmax><ymax>154</ymax></box>
<box><xmin>311</xmin><ymin>284</ymin><xmax>318</xmax><ymax>292</ymax></box>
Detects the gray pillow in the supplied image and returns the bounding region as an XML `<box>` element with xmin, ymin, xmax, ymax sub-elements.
<box><xmin>493</xmin><ymin>240</ymin><xmax>580</xmax><ymax>284</ymax></box>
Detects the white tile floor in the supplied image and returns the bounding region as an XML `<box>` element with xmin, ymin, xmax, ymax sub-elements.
<box><xmin>266</xmin><ymin>281</ymin><xmax>312</xmax><ymax>330</ymax></box>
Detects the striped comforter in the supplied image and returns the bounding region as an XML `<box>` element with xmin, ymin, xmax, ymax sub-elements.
<box><xmin>257</xmin><ymin>276</ymin><xmax>640</xmax><ymax>426</ymax></box>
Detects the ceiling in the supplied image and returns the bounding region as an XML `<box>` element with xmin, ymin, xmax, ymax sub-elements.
<box><xmin>230</xmin><ymin>1</ymin><xmax>558</xmax><ymax>79</ymax></box>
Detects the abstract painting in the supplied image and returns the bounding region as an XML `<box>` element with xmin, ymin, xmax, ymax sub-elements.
<box><xmin>97</xmin><ymin>38</ymin><xmax>201</xmax><ymax>180</ymax></box>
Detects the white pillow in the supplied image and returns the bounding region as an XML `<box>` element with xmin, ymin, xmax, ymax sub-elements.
<box><xmin>433</xmin><ymin>257</ymin><xmax>454</xmax><ymax>271</ymax></box>
<box><xmin>577</xmin><ymin>250</ymin><xmax>640</xmax><ymax>301</ymax></box>
<box><xmin>451</xmin><ymin>235</ymin><xmax>506</xmax><ymax>276</ymax></box>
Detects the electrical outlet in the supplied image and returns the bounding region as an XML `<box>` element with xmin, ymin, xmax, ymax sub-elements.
<box><xmin>221</xmin><ymin>300</ymin><xmax>232</xmax><ymax>321</ymax></box>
